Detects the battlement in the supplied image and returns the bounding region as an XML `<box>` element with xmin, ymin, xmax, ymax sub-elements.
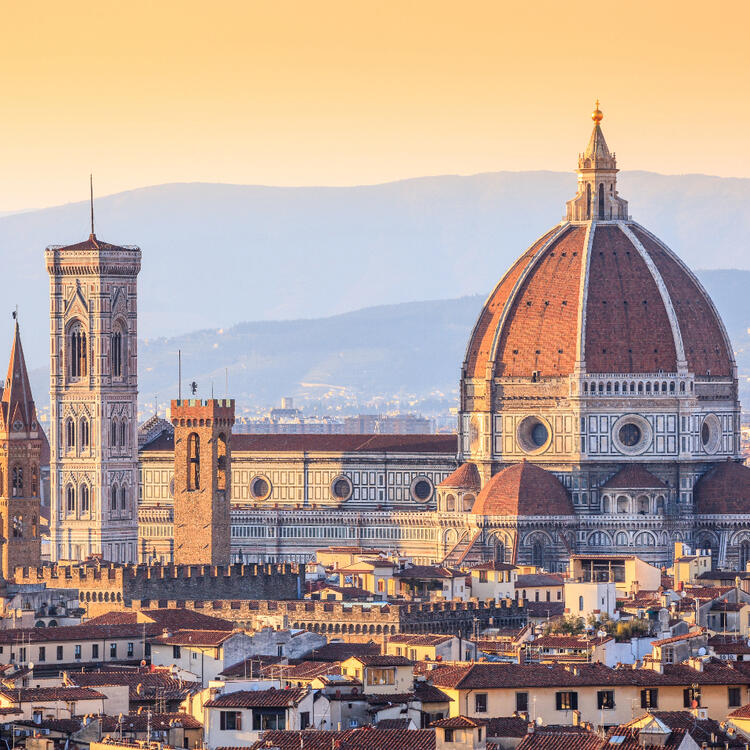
<box><xmin>170</xmin><ymin>398</ymin><xmax>235</xmax><ymax>423</ymax></box>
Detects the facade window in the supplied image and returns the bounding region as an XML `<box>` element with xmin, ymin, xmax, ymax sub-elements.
<box><xmin>80</xmin><ymin>485</ymin><xmax>90</xmax><ymax>513</ymax></box>
<box><xmin>597</xmin><ymin>690</ymin><xmax>615</xmax><ymax>710</ymax></box>
<box><xmin>66</xmin><ymin>485</ymin><xmax>76</xmax><ymax>513</ymax></box>
<box><xmin>219</xmin><ymin>711</ymin><xmax>242</xmax><ymax>730</ymax></box>
<box><xmin>56</xmin><ymin>646</ymin><xmax>63</xmax><ymax>661</ymax></box>
<box><xmin>80</xmin><ymin>417</ymin><xmax>89</xmax><ymax>449</ymax></box>
<box><xmin>729</xmin><ymin>687</ymin><xmax>742</xmax><ymax>708</ymax></box>
<box><xmin>121</xmin><ymin>420</ymin><xmax>127</xmax><ymax>447</ymax></box>
<box><xmin>74</xmin><ymin>645</ymin><xmax>82</xmax><ymax>660</ymax></box>
<box><xmin>516</xmin><ymin>692</ymin><xmax>528</xmax><ymax>713</ymax></box>
<box><xmin>474</xmin><ymin>693</ymin><xmax>487</xmax><ymax>713</ymax></box>
<box><xmin>31</xmin><ymin>466</ymin><xmax>38</xmax><ymax>496</ymax></box>
<box><xmin>121</xmin><ymin>485</ymin><xmax>127</xmax><ymax>510</ymax></box>
<box><xmin>12</xmin><ymin>466</ymin><xmax>23</xmax><ymax>497</ymax></box>
<box><xmin>92</xmin><ymin>644</ymin><xmax>99</xmax><ymax>659</ymax></box>
<box><xmin>444</xmin><ymin>729</ymin><xmax>454</xmax><ymax>742</ymax></box>
<box><xmin>111</xmin><ymin>418</ymin><xmax>118</xmax><ymax>447</ymax></box>
<box><xmin>111</xmin><ymin>485</ymin><xmax>118</xmax><ymax>510</ymax></box>
<box><xmin>38</xmin><ymin>647</ymin><xmax>45</xmax><ymax>662</ymax></box>
<box><xmin>110</xmin><ymin>643</ymin><xmax>117</xmax><ymax>658</ymax></box>
<box><xmin>366</xmin><ymin>668</ymin><xmax>395</xmax><ymax>686</ymax></box>
<box><xmin>683</xmin><ymin>687</ymin><xmax>701</xmax><ymax>708</ymax></box>
<box><xmin>112</xmin><ymin>328</ymin><xmax>124</xmax><ymax>377</ymax></box>
<box><xmin>252</xmin><ymin>710</ymin><xmax>285</xmax><ymax>731</ymax></box>
<box><xmin>188</xmin><ymin>433</ymin><xmax>200</xmax><ymax>490</ymax></box>
<box><xmin>127</xmin><ymin>642</ymin><xmax>134</xmax><ymax>657</ymax></box>
<box><xmin>69</xmin><ymin>324</ymin><xmax>87</xmax><ymax>378</ymax></box>
<box><xmin>173</xmin><ymin>645</ymin><xmax>181</xmax><ymax>659</ymax></box>
<box><xmin>479</xmin><ymin>570</ymin><xmax>488</xmax><ymax>583</ymax></box>
<box><xmin>555</xmin><ymin>691</ymin><xmax>578</xmax><ymax>711</ymax></box>
<box><xmin>640</xmin><ymin>689</ymin><xmax>658</xmax><ymax>709</ymax></box>
<box><xmin>217</xmin><ymin>433</ymin><xmax>228</xmax><ymax>490</ymax></box>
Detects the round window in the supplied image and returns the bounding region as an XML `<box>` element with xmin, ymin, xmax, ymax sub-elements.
<box><xmin>330</xmin><ymin>475</ymin><xmax>353</xmax><ymax>501</ymax></box>
<box><xmin>612</xmin><ymin>414</ymin><xmax>652</xmax><ymax>455</ymax></box>
<box><xmin>250</xmin><ymin>476</ymin><xmax>271</xmax><ymax>500</ymax></box>
<box><xmin>701</xmin><ymin>421</ymin><xmax>710</xmax><ymax>446</ymax></box>
<box><xmin>516</xmin><ymin>416</ymin><xmax>552</xmax><ymax>454</ymax></box>
<box><xmin>13</xmin><ymin>420</ymin><xmax>22</xmax><ymax>432</ymax></box>
<box><xmin>700</xmin><ymin>414</ymin><xmax>721</xmax><ymax>454</ymax></box>
<box><xmin>410</xmin><ymin>477</ymin><xmax>434</xmax><ymax>502</ymax></box>
<box><xmin>618</xmin><ymin>423</ymin><xmax>642</xmax><ymax>447</ymax></box>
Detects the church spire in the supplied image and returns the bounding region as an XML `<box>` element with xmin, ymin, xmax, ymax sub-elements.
<box><xmin>565</xmin><ymin>102</ymin><xmax>629</xmax><ymax>221</ymax></box>
<box><xmin>1</xmin><ymin>316</ymin><xmax>37</xmax><ymax>434</ymax></box>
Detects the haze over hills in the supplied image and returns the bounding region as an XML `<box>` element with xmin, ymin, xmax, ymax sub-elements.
<box><xmin>2</xmin><ymin>170</ymin><xmax>748</xmax><ymax>418</ymax></box>
<box><xmin>23</xmin><ymin>269</ymin><xmax>750</xmax><ymax>423</ymax></box>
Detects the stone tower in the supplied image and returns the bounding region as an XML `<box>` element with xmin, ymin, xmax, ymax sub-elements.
<box><xmin>0</xmin><ymin>320</ymin><xmax>44</xmax><ymax>579</ymax></box>
<box><xmin>171</xmin><ymin>398</ymin><xmax>234</xmax><ymax>566</ymax></box>
<box><xmin>46</xmin><ymin>232</ymin><xmax>141</xmax><ymax>562</ymax></box>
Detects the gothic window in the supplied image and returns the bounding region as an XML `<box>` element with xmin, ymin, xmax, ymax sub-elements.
<box><xmin>597</xmin><ymin>182</ymin><xmax>605</xmax><ymax>219</ymax></box>
<box><xmin>66</xmin><ymin>418</ymin><xmax>76</xmax><ymax>450</ymax></box>
<box><xmin>80</xmin><ymin>484</ymin><xmax>90</xmax><ymax>513</ymax></box>
<box><xmin>66</xmin><ymin>485</ymin><xmax>75</xmax><ymax>513</ymax></box>
<box><xmin>31</xmin><ymin>466</ymin><xmax>38</xmax><ymax>497</ymax></box>
<box><xmin>120</xmin><ymin>420</ymin><xmax>127</xmax><ymax>447</ymax></box>
<box><xmin>32</xmin><ymin>515</ymin><xmax>37</xmax><ymax>537</ymax></box>
<box><xmin>111</xmin><ymin>484</ymin><xmax>118</xmax><ymax>511</ymax></box>
<box><xmin>187</xmin><ymin>433</ymin><xmax>200</xmax><ymax>491</ymax></box>
<box><xmin>531</xmin><ymin>540</ymin><xmax>545</xmax><ymax>568</ymax></box>
<box><xmin>80</xmin><ymin>417</ymin><xmax>89</xmax><ymax>450</ymax></box>
<box><xmin>111</xmin><ymin>325</ymin><xmax>126</xmax><ymax>378</ymax></box>
<box><xmin>12</xmin><ymin>515</ymin><xmax>22</xmax><ymax>538</ymax></box>
<box><xmin>111</xmin><ymin>418</ymin><xmax>118</xmax><ymax>448</ymax></box>
<box><xmin>120</xmin><ymin>485</ymin><xmax>127</xmax><ymax>510</ymax></box>
<box><xmin>586</xmin><ymin>183</ymin><xmax>592</xmax><ymax>220</ymax></box>
<box><xmin>12</xmin><ymin>466</ymin><xmax>23</xmax><ymax>497</ymax></box>
<box><xmin>0</xmin><ymin>467</ymin><xmax>4</xmax><ymax>494</ymax></box>
<box><xmin>217</xmin><ymin>433</ymin><xmax>228</xmax><ymax>490</ymax></box>
<box><xmin>68</xmin><ymin>322</ymin><xmax>87</xmax><ymax>379</ymax></box>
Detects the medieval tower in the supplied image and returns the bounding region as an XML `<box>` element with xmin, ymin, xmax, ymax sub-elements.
<box><xmin>0</xmin><ymin>320</ymin><xmax>44</xmax><ymax>579</ymax></box>
<box><xmin>171</xmin><ymin>398</ymin><xmax>234</xmax><ymax>566</ymax></box>
<box><xmin>46</xmin><ymin>230</ymin><xmax>141</xmax><ymax>563</ymax></box>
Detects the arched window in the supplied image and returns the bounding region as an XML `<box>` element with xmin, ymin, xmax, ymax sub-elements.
<box><xmin>645</xmin><ymin>382</ymin><xmax>652</xmax><ymax>393</ymax></box>
<box><xmin>531</xmin><ymin>540</ymin><xmax>545</xmax><ymax>568</ymax></box>
<box><xmin>656</xmin><ymin>496</ymin><xmax>665</xmax><ymax>514</ymax></box>
<box><xmin>12</xmin><ymin>515</ymin><xmax>23</xmax><ymax>538</ymax></box>
<box><xmin>614</xmin><ymin>382</ymin><xmax>619</xmax><ymax>393</ymax></box>
<box><xmin>217</xmin><ymin>433</ymin><xmax>228</xmax><ymax>490</ymax></box>
<box><xmin>12</xmin><ymin>466</ymin><xmax>23</xmax><ymax>497</ymax></box>
<box><xmin>120</xmin><ymin>420</ymin><xmax>127</xmax><ymax>447</ymax></box>
<box><xmin>637</xmin><ymin>496</ymin><xmax>650</xmax><ymax>514</ymax></box>
<box><xmin>598</xmin><ymin>182</ymin><xmax>605</xmax><ymax>219</ymax></box>
<box><xmin>66</xmin><ymin>485</ymin><xmax>75</xmax><ymax>513</ymax></box>
<box><xmin>111</xmin><ymin>484</ymin><xmax>118</xmax><ymax>510</ymax></box>
<box><xmin>583</xmin><ymin>382</ymin><xmax>588</xmax><ymax>393</ymax></box>
<box><xmin>578</xmin><ymin>595</ymin><xmax>584</xmax><ymax>611</ymax></box>
<box><xmin>111</xmin><ymin>418</ymin><xmax>118</xmax><ymax>447</ymax></box>
<box><xmin>638</xmin><ymin>382</ymin><xmax>644</xmax><ymax>393</ymax></box>
<box><xmin>616</xmin><ymin>532</ymin><xmax>629</xmax><ymax>546</ymax></box>
<box><xmin>80</xmin><ymin>484</ymin><xmax>89</xmax><ymax>513</ymax></box>
<box><xmin>601</xmin><ymin>495</ymin><xmax>610</xmax><ymax>513</ymax></box>
<box><xmin>68</xmin><ymin>322</ymin><xmax>87</xmax><ymax>378</ymax></box>
<box><xmin>617</xmin><ymin>495</ymin><xmax>629</xmax><ymax>513</ymax></box>
<box><xmin>120</xmin><ymin>485</ymin><xmax>127</xmax><ymax>510</ymax></box>
<box><xmin>445</xmin><ymin>494</ymin><xmax>456</xmax><ymax>512</ymax></box>
<box><xmin>188</xmin><ymin>433</ymin><xmax>200</xmax><ymax>490</ymax></box>
<box><xmin>740</xmin><ymin>542</ymin><xmax>750</xmax><ymax>571</ymax></box>
<box><xmin>669</xmin><ymin>381</ymin><xmax>675</xmax><ymax>393</ymax></box>
<box><xmin>586</xmin><ymin>183</ymin><xmax>592</xmax><ymax>220</ymax></box>
<box><xmin>31</xmin><ymin>466</ymin><xmax>38</xmax><ymax>497</ymax></box>
<box><xmin>680</xmin><ymin>381</ymin><xmax>686</xmax><ymax>393</ymax></box>
<box><xmin>32</xmin><ymin>515</ymin><xmax>37</xmax><ymax>537</ymax></box>
<box><xmin>80</xmin><ymin>417</ymin><xmax>89</xmax><ymax>450</ymax></box>
<box><xmin>112</xmin><ymin>325</ymin><xmax>126</xmax><ymax>377</ymax></box>
<box><xmin>66</xmin><ymin>418</ymin><xmax>76</xmax><ymax>450</ymax></box>
<box><xmin>635</xmin><ymin>532</ymin><xmax>655</xmax><ymax>546</ymax></box>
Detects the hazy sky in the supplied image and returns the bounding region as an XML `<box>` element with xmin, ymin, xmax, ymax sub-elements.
<box><xmin>0</xmin><ymin>1</ymin><xmax>747</xmax><ymax>211</ymax></box>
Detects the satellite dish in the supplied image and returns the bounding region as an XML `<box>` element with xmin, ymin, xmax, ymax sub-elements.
<box><xmin>597</xmin><ymin>630</ymin><xmax>607</xmax><ymax>639</ymax></box>
<box><xmin>536</xmin><ymin>717</ymin><xmax>544</xmax><ymax>726</ymax></box>
<box><xmin>27</xmin><ymin>662</ymin><xmax>34</xmax><ymax>670</ymax></box>
<box><xmin>698</xmin><ymin>647</ymin><xmax>706</xmax><ymax>656</ymax></box>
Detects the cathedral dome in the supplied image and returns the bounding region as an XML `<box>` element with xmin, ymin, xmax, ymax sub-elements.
<box><xmin>471</xmin><ymin>461</ymin><xmax>573</xmax><ymax>516</ymax></box>
<box><xmin>463</xmin><ymin>113</ymin><xmax>734</xmax><ymax>382</ymax></box>
<box><xmin>693</xmin><ymin>461</ymin><xmax>750</xmax><ymax>514</ymax></box>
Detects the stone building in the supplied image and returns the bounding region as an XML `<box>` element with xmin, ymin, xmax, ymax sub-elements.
<box><xmin>0</xmin><ymin>321</ymin><xmax>46</xmax><ymax>580</ymax></box>
<box><xmin>46</xmin><ymin>230</ymin><xmax>141</xmax><ymax>563</ymax></box>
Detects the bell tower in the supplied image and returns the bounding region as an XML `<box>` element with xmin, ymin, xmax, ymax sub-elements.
<box><xmin>0</xmin><ymin>319</ymin><xmax>45</xmax><ymax>579</ymax></box>
<box><xmin>171</xmin><ymin>398</ymin><xmax>234</xmax><ymax>566</ymax></box>
<box><xmin>46</xmin><ymin>227</ymin><xmax>141</xmax><ymax>563</ymax></box>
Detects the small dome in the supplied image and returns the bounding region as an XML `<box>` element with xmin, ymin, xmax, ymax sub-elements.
<box><xmin>438</xmin><ymin>463</ymin><xmax>481</xmax><ymax>491</ymax></box>
<box><xmin>601</xmin><ymin>465</ymin><xmax>667</xmax><ymax>490</ymax></box>
<box><xmin>694</xmin><ymin>461</ymin><xmax>750</xmax><ymax>514</ymax></box>
<box><xmin>471</xmin><ymin>462</ymin><xmax>573</xmax><ymax>516</ymax></box>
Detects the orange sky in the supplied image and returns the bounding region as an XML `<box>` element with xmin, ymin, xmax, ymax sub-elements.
<box><xmin>0</xmin><ymin>0</ymin><xmax>748</xmax><ymax>210</ymax></box>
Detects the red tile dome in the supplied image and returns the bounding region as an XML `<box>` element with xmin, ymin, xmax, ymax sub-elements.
<box><xmin>694</xmin><ymin>461</ymin><xmax>750</xmax><ymax>514</ymax></box>
<box><xmin>463</xmin><ymin>221</ymin><xmax>733</xmax><ymax>380</ymax></box>
<box><xmin>471</xmin><ymin>462</ymin><xmax>573</xmax><ymax>516</ymax></box>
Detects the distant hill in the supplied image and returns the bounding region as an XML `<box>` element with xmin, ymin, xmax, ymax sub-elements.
<box><xmin>2</xmin><ymin>170</ymin><xmax>750</xmax><ymax>375</ymax></box>
<box><xmin>25</xmin><ymin>268</ymin><xmax>750</xmax><ymax>421</ymax></box>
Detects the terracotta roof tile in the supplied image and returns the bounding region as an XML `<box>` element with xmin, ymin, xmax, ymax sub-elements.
<box><xmin>601</xmin><ymin>465</ymin><xmax>668</xmax><ymax>490</ymax></box>
<box><xmin>243</xmin><ymin>726</ymin><xmax>436</xmax><ymax>750</ymax></box>
<box><xmin>694</xmin><ymin>461</ymin><xmax>750</xmax><ymax>514</ymax></box>
<box><xmin>438</xmin><ymin>463</ymin><xmax>481</xmax><ymax>490</ymax></box>
<box><xmin>471</xmin><ymin>463</ymin><xmax>573</xmax><ymax>516</ymax></box>
<box><xmin>204</xmin><ymin>687</ymin><xmax>308</xmax><ymax>708</ymax></box>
